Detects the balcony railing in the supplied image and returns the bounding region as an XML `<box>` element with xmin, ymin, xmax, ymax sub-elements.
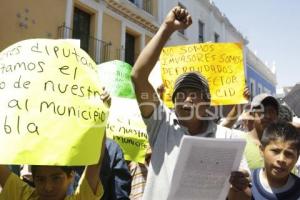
<box><xmin>57</xmin><ymin>24</ymin><xmax>115</xmax><ymax>64</ymax></box>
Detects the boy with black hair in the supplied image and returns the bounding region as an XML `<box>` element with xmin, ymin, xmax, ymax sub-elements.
<box><xmin>251</xmin><ymin>121</ymin><xmax>300</xmax><ymax>199</ymax></box>
<box><xmin>242</xmin><ymin>93</ymin><xmax>280</xmax><ymax>170</ymax></box>
<box><xmin>0</xmin><ymin>151</ymin><xmax>104</xmax><ymax>200</ymax></box>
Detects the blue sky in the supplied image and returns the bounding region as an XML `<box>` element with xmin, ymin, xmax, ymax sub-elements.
<box><xmin>212</xmin><ymin>0</ymin><xmax>300</xmax><ymax>88</ymax></box>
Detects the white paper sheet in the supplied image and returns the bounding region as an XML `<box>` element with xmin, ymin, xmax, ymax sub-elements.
<box><xmin>167</xmin><ymin>136</ymin><xmax>246</xmax><ymax>200</ymax></box>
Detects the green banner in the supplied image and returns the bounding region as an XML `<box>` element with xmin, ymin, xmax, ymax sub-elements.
<box><xmin>97</xmin><ymin>60</ymin><xmax>135</xmax><ymax>98</ymax></box>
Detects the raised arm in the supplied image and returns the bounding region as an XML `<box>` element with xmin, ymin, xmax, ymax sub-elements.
<box><xmin>0</xmin><ymin>165</ymin><xmax>11</xmax><ymax>188</ymax></box>
<box><xmin>131</xmin><ymin>6</ymin><xmax>192</xmax><ymax>118</ymax></box>
<box><xmin>85</xmin><ymin>136</ymin><xmax>105</xmax><ymax>194</ymax></box>
<box><xmin>84</xmin><ymin>89</ymin><xmax>110</xmax><ymax>194</ymax></box>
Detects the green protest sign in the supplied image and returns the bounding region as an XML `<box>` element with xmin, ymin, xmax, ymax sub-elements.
<box><xmin>97</xmin><ymin>60</ymin><xmax>135</xmax><ymax>98</ymax></box>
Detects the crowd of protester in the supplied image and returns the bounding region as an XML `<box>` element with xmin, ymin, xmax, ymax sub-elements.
<box><xmin>1</xmin><ymin>6</ymin><xmax>300</xmax><ymax>200</ymax></box>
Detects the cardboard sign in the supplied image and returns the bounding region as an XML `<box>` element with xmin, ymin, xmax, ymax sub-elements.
<box><xmin>0</xmin><ymin>39</ymin><xmax>109</xmax><ymax>165</ymax></box>
<box><xmin>98</xmin><ymin>61</ymin><xmax>148</xmax><ymax>163</ymax></box>
<box><xmin>160</xmin><ymin>43</ymin><xmax>247</xmax><ymax>107</ymax></box>
<box><xmin>97</xmin><ymin>60</ymin><xmax>135</xmax><ymax>98</ymax></box>
<box><xmin>106</xmin><ymin>97</ymin><xmax>148</xmax><ymax>163</ymax></box>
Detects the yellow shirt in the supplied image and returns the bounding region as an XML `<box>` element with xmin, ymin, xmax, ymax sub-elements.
<box><xmin>0</xmin><ymin>173</ymin><xmax>103</xmax><ymax>200</ymax></box>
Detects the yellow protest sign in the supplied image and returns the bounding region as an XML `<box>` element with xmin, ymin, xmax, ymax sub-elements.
<box><xmin>160</xmin><ymin>43</ymin><xmax>246</xmax><ymax>107</ymax></box>
<box><xmin>0</xmin><ymin>39</ymin><xmax>109</xmax><ymax>165</ymax></box>
<box><xmin>106</xmin><ymin>97</ymin><xmax>148</xmax><ymax>163</ymax></box>
<box><xmin>97</xmin><ymin>61</ymin><xmax>149</xmax><ymax>163</ymax></box>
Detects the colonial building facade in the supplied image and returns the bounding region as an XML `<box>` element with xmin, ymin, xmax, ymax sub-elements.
<box><xmin>0</xmin><ymin>0</ymin><xmax>159</xmax><ymax>65</ymax></box>
<box><xmin>0</xmin><ymin>0</ymin><xmax>276</xmax><ymax>96</ymax></box>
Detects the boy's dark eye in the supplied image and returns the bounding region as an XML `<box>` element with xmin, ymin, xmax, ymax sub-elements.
<box><xmin>271</xmin><ymin>149</ymin><xmax>280</xmax><ymax>154</ymax></box>
<box><xmin>284</xmin><ymin>151</ymin><xmax>296</xmax><ymax>158</ymax></box>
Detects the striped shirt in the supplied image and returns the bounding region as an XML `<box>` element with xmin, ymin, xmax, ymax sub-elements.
<box><xmin>129</xmin><ymin>162</ymin><xmax>148</xmax><ymax>200</ymax></box>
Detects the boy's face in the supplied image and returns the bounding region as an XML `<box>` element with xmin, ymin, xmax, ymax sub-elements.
<box><xmin>260</xmin><ymin>139</ymin><xmax>298</xmax><ymax>181</ymax></box>
<box><xmin>33</xmin><ymin>166</ymin><xmax>74</xmax><ymax>200</ymax></box>
<box><xmin>174</xmin><ymin>88</ymin><xmax>209</xmax><ymax>122</ymax></box>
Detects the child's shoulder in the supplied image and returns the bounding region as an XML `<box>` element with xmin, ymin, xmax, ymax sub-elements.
<box><xmin>277</xmin><ymin>173</ymin><xmax>300</xmax><ymax>199</ymax></box>
<box><xmin>1</xmin><ymin>173</ymin><xmax>36</xmax><ymax>199</ymax></box>
<box><xmin>251</xmin><ymin>169</ymin><xmax>300</xmax><ymax>199</ymax></box>
<box><xmin>291</xmin><ymin>173</ymin><xmax>300</xmax><ymax>184</ymax></box>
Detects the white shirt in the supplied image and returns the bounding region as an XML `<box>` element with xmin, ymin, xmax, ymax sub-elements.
<box><xmin>142</xmin><ymin>102</ymin><xmax>248</xmax><ymax>200</ymax></box>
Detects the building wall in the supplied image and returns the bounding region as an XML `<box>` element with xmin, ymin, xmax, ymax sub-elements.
<box><xmin>152</xmin><ymin>0</ymin><xmax>159</xmax><ymax>20</ymax></box>
<box><xmin>100</xmin><ymin>0</ymin><xmax>158</xmax><ymax>63</ymax></box>
<box><xmin>145</xmin><ymin>35</ymin><xmax>152</xmax><ymax>45</ymax></box>
<box><xmin>102</xmin><ymin>13</ymin><xmax>122</xmax><ymax>59</ymax></box>
<box><xmin>246</xmin><ymin>48</ymin><xmax>277</xmax><ymax>96</ymax></box>
<box><xmin>0</xmin><ymin>0</ymin><xmax>67</xmax><ymax>50</ymax></box>
<box><xmin>158</xmin><ymin>0</ymin><xmax>245</xmax><ymax>46</ymax></box>
<box><xmin>133</xmin><ymin>33</ymin><xmax>142</xmax><ymax>59</ymax></box>
<box><xmin>209</xmin><ymin>8</ymin><xmax>222</xmax><ymax>42</ymax></box>
<box><xmin>247</xmin><ymin>65</ymin><xmax>276</xmax><ymax>95</ymax></box>
<box><xmin>0</xmin><ymin>0</ymin><xmax>158</xmax><ymax>64</ymax></box>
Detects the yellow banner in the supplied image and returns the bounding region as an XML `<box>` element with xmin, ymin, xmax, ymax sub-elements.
<box><xmin>0</xmin><ymin>39</ymin><xmax>109</xmax><ymax>165</ymax></box>
<box><xmin>160</xmin><ymin>43</ymin><xmax>246</xmax><ymax>107</ymax></box>
<box><xmin>105</xmin><ymin>97</ymin><xmax>148</xmax><ymax>163</ymax></box>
